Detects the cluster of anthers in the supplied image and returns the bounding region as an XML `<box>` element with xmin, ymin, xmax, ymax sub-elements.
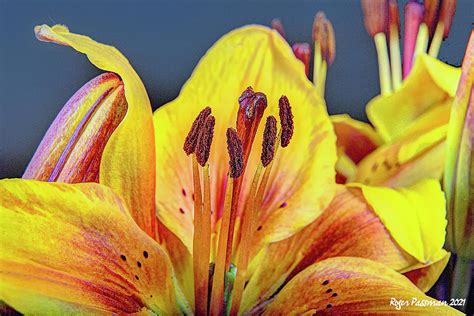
<box><xmin>183</xmin><ymin>87</ymin><xmax>294</xmax><ymax>315</ymax></box>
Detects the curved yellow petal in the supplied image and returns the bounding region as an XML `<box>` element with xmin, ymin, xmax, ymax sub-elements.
<box><xmin>0</xmin><ymin>179</ymin><xmax>178</xmax><ymax>315</ymax></box>
<box><xmin>34</xmin><ymin>24</ymin><xmax>157</xmax><ymax>238</ymax></box>
<box><xmin>349</xmin><ymin>179</ymin><xmax>447</xmax><ymax>264</ymax></box>
<box><xmin>367</xmin><ymin>54</ymin><xmax>460</xmax><ymax>141</ymax></box>
<box><xmin>154</xmin><ymin>25</ymin><xmax>336</xmax><ymax>251</ymax></box>
<box><xmin>262</xmin><ymin>257</ymin><xmax>461</xmax><ymax>315</ymax></box>
<box><xmin>403</xmin><ymin>250</ymin><xmax>450</xmax><ymax>292</ymax></box>
<box><xmin>354</xmin><ymin>122</ymin><xmax>447</xmax><ymax>187</ymax></box>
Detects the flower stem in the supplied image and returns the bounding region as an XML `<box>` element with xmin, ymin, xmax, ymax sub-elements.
<box><xmin>451</xmin><ymin>256</ymin><xmax>471</xmax><ymax>312</ymax></box>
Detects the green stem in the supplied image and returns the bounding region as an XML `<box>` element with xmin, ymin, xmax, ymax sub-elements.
<box><xmin>451</xmin><ymin>256</ymin><xmax>472</xmax><ymax>312</ymax></box>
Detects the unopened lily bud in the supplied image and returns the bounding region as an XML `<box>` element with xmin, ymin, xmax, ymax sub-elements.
<box><xmin>361</xmin><ymin>0</ymin><xmax>389</xmax><ymax>37</ymax></box>
<box><xmin>439</xmin><ymin>0</ymin><xmax>457</xmax><ymax>39</ymax></box>
<box><xmin>292</xmin><ymin>43</ymin><xmax>311</xmax><ymax>76</ymax></box>
<box><xmin>23</xmin><ymin>73</ymin><xmax>127</xmax><ymax>183</ymax></box>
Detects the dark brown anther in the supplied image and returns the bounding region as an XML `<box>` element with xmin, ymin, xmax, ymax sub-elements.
<box><xmin>278</xmin><ymin>96</ymin><xmax>294</xmax><ymax>148</ymax></box>
<box><xmin>236</xmin><ymin>87</ymin><xmax>267</xmax><ymax>164</ymax></box>
<box><xmin>439</xmin><ymin>0</ymin><xmax>457</xmax><ymax>38</ymax></box>
<box><xmin>226</xmin><ymin>128</ymin><xmax>244</xmax><ymax>178</ymax></box>
<box><xmin>261</xmin><ymin>116</ymin><xmax>277</xmax><ymax>167</ymax></box>
<box><xmin>183</xmin><ymin>107</ymin><xmax>211</xmax><ymax>155</ymax></box>
<box><xmin>196</xmin><ymin>115</ymin><xmax>216</xmax><ymax>167</ymax></box>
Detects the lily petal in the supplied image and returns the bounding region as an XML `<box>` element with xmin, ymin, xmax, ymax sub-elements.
<box><xmin>403</xmin><ymin>249</ymin><xmax>450</xmax><ymax>292</ymax></box>
<box><xmin>34</xmin><ymin>24</ymin><xmax>157</xmax><ymax>238</ymax></box>
<box><xmin>242</xmin><ymin>181</ymin><xmax>446</xmax><ymax>310</ymax></box>
<box><xmin>367</xmin><ymin>54</ymin><xmax>460</xmax><ymax>142</ymax></box>
<box><xmin>0</xmin><ymin>179</ymin><xmax>178</xmax><ymax>314</ymax></box>
<box><xmin>331</xmin><ymin>114</ymin><xmax>383</xmax><ymax>183</ymax></box>
<box><xmin>154</xmin><ymin>25</ymin><xmax>336</xmax><ymax>251</ymax></box>
<box><xmin>354</xmin><ymin>122</ymin><xmax>448</xmax><ymax>187</ymax></box>
<box><xmin>262</xmin><ymin>257</ymin><xmax>461</xmax><ymax>315</ymax></box>
<box><xmin>349</xmin><ymin>179</ymin><xmax>447</xmax><ymax>264</ymax></box>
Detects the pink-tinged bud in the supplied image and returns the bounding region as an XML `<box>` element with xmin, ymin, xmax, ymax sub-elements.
<box><xmin>439</xmin><ymin>0</ymin><xmax>457</xmax><ymax>39</ymax></box>
<box><xmin>292</xmin><ymin>43</ymin><xmax>311</xmax><ymax>76</ymax></box>
<box><xmin>403</xmin><ymin>0</ymin><xmax>424</xmax><ymax>78</ymax></box>
<box><xmin>236</xmin><ymin>87</ymin><xmax>267</xmax><ymax>165</ymax></box>
<box><xmin>424</xmin><ymin>0</ymin><xmax>440</xmax><ymax>37</ymax></box>
<box><xmin>23</xmin><ymin>73</ymin><xmax>127</xmax><ymax>183</ymax></box>
<box><xmin>271</xmin><ymin>18</ymin><xmax>286</xmax><ymax>38</ymax></box>
<box><xmin>361</xmin><ymin>0</ymin><xmax>389</xmax><ymax>37</ymax></box>
<box><xmin>389</xmin><ymin>0</ymin><xmax>401</xmax><ymax>38</ymax></box>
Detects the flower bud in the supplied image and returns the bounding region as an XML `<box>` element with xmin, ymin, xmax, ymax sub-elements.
<box><xmin>23</xmin><ymin>73</ymin><xmax>127</xmax><ymax>183</ymax></box>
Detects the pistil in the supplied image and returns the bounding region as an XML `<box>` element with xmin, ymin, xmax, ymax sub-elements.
<box><xmin>230</xmin><ymin>116</ymin><xmax>277</xmax><ymax>315</ymax></box>
<box><xmin>210</xmin><ymin>128</ymin><xmax>244</xmax><ymax>316</ymax></box>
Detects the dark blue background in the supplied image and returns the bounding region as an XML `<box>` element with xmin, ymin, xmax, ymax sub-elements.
<box><xmin>0</xmin><ymin>0</ymin><xmax>472</xmax><ymax>178</ymax></box>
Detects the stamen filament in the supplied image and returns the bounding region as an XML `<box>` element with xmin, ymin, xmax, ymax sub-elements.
<box><xmin>414</xmin><ymin>23</ymin><xmax>429</xmax><ymax>60</ymax></box>
<box><xmin>389</xmin><ymin>29</ymin><xmax>402</xmax><ymax>90</ymax></box>
<box><xmin>229</xmin><ymin>164</ymin><xmax>263</xmax><ymax>316</ymax></box>
<box><xmin>313</xmin><ymin>41</ymin><xmax>322</xmax><ymax>85</ymax></box>
<box><xmin>374</xmin><ymin>32</ymin><xmax>393</xmax><ymax>95</ymax></box>
<box><xmin>317</xmin><ymin>60</ymin><xmax>327</xmax><ymax>97</ymax></box>
<box><xmin>191</xmin><ymin>155</ymin><xmax>205</xmax><ymax>315</ymax></box>
<box><xmin>428</xmin><ymin>22</ymin><xmax>444</xmax><ymax>58</ymax></box>
<box><xmin>210</xmin><ymin>178</ymin><xmax>234</xmax><ymax>316</ymax></box>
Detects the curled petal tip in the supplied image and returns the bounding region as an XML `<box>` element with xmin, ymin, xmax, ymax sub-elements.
<box><xmin>34</xmin><ymin>24</ymin><xmax>69</xmax><ymax>45</ymax></box>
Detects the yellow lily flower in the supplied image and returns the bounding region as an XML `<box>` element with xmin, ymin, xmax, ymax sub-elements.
<box><xmin>0</xmin><ymin>24</ymin><xmax>459</xmax><ymax>315</ymax></box>
<box><xmin>333</xmin><ymin>55</ymin><xmax>461</xmax><ymax>187</ymax></box>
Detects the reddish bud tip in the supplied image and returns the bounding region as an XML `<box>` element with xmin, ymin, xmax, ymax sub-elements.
<box><xmin>278</xmin><ymin>96</ymin><xmax>294</xmax><ymax>148</ymax></box>
<box><xmin>439</xmin><ymin>0</ymin><xmax>457</xmax><ymax>38</ymax></box>
<box><xmin>261</xmin><ymin>116</ymin><xmax>277</xmax><ymax>167</ymax></box>
<box><xmin>271</xmin><ymin>18</ymin><xmax>286</xmax><ymax>38</ymax></box>
<box><xmin>389</xmin><ymin>0</ymin><xmax>401</xmax><ymax>37</ymax></box>
<box><xmin>196</xmin><ymin>115</ymin><xmax>215</xmax><ymax>167</ymax></box>
<box><xmin>292</xmin><ymin>43</ymin><xmax>311</xmax><ymax>76</ymax></box>
<box><xmin>226</xmin><ymin>128</ymin><xmax>244</xmax><ymax>178</ymax></box>
<box><xmin>183</xmin><ymin>107</ymin><xmax>211</xmax><ymax>155</ymax></box>
<box><xmin>361</xmin><ymin>0</ymin><xmax>389</xmax><ymax>37</ymax></box>
<box><xmin>424</xmin><ymin>0</ymin><xmax>440</xmax><ymax>37</ymax></box>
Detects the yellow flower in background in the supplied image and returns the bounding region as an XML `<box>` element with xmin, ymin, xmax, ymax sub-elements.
<box><xmin>0</xmin><ymin>24</ymin><xmax>461</xmax><ymax>315</ymax></box>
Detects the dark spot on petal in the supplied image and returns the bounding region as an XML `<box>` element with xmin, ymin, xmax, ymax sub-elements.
<box><xmin>363</xmin><ymin>177</ymin><xmax>370</xmax><ymax>184</ymax></box>
<box><xmin>257</xmin><ymin>225</ymin><xmax>263</xmax><ymax>231</ymax></box>
<box><xmin>280</xmin><ymin>202</ymin><xmax>287</xmax><ymax>208</ymax></box>
<box><xmin>179</xmin><ymin>208</ymin><xmax>185</xmax><ymax>214</ymax></box>
<box><xmin>182</xmin><ymin>188</ymin><xmax>187</xmax><ymax>197</ymax></box>
<box><xmin>137</xmin><ymin>261</ymin><xmax>142</xmax><ymax>268</ymax></box>
<box><xmin>150</xmin><ymin>295</ymin><xmax>153</xmax><ymax>298</ymax></box>
<box><xmin>135</xmin><ymin>275</ymin><xmax>139</xmax><ymax>280</ymax></box>
<box><xmin>143</xmin><ymin>251</ymin><xmax>149</xmax><ymax>258</ymax></box>
<box><xmin>326</xmin><ymin>304</ymin><xmax>332</xmax><ymax>309</ymax></box>
<box><xmin>120</xmin><ymin>255</ymin><xmax>127</xmax><ymax>261</ymax></box>
<box><xmin>371</xmin><ymin>163</ymin><xmax>378</xmax><ymax>172</ymax></box>
<box><xmin>332</xmin><ymin>293</ymin><xmax>338</xmax><ymax>297</ymax></box>
<box><xmin>395</xmin><ymin>161</ymin><xmax>401</xmax><ymax>168</ymax></box>
<box><xmin>383</xmin><ymin>160</ymin><xmax>392</xmax><ymax>170</ymax></box>
<box><xmin>322</xmin><ymin>280</ymin><xmax>329</xmax><ymax>285</ymax></box>
<box><xmin>326</xmin><ymin>288</ymin><xmax>332</xmax><ymax>293</ymax></box>
<box><xmin>244</xmin><ymin>280</ymin><xmax>249</xmax><ymax>289</ymax></box>
<box><xmin>192</xmin><ymin>193</ymin><xmax>195</xmax><ymax>201</ymax></box>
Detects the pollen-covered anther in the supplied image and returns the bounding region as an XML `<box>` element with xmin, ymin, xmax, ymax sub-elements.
<box><xmin>439</xmin><ymin>0</ymin><xmax>456</xmax><ymax>38</ymax></box>
<box><xmin>261</xmin><ymin>116</ymin><xmax>277</xmax><ymax>167</ymax></box>
<box><xmin>312</xmin><ymin>11</ymin><xmax>326</xmax><ymax>43</ymax></box>
<box><xmin>278</xmin><ymin>95</ymin><xmax>294</xmax><ymax>148</ymax></box>
<box><xmin>183</xmin><ymin>106</ymin><xmax>211</xmax><ymax>155</ymax></box>
<box><xmin>226</xmin><ymin>128</ymin><xmax>244</xmax><ymax>178</ymax></box>
<box><xmin>389</xmin><ymin>0</ymin><xmax>400</xmax><ymax>36</ymax></box>
<box><xmin>312</xmin><ymin>12</ymin><xmax>335</xmax><ymax>66</ymax></box>
<box><xmin>361</xmin><ymin>0</ymin><xmax>389</xmax><ymax>37</ymax></box>
<box><xmin>424</xmin><ymin>0</ymin><xmax>440</xmax><ymax>36</ymax></box>
<box><xmin>271</xmin><ymin>18</ymin><xmax>286</xmax><ymax>38</ymax></box>
<box><xmin>196</xmin><ymin>115</ymin><xmax>215</xmax><ymax>166</ymax></box>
